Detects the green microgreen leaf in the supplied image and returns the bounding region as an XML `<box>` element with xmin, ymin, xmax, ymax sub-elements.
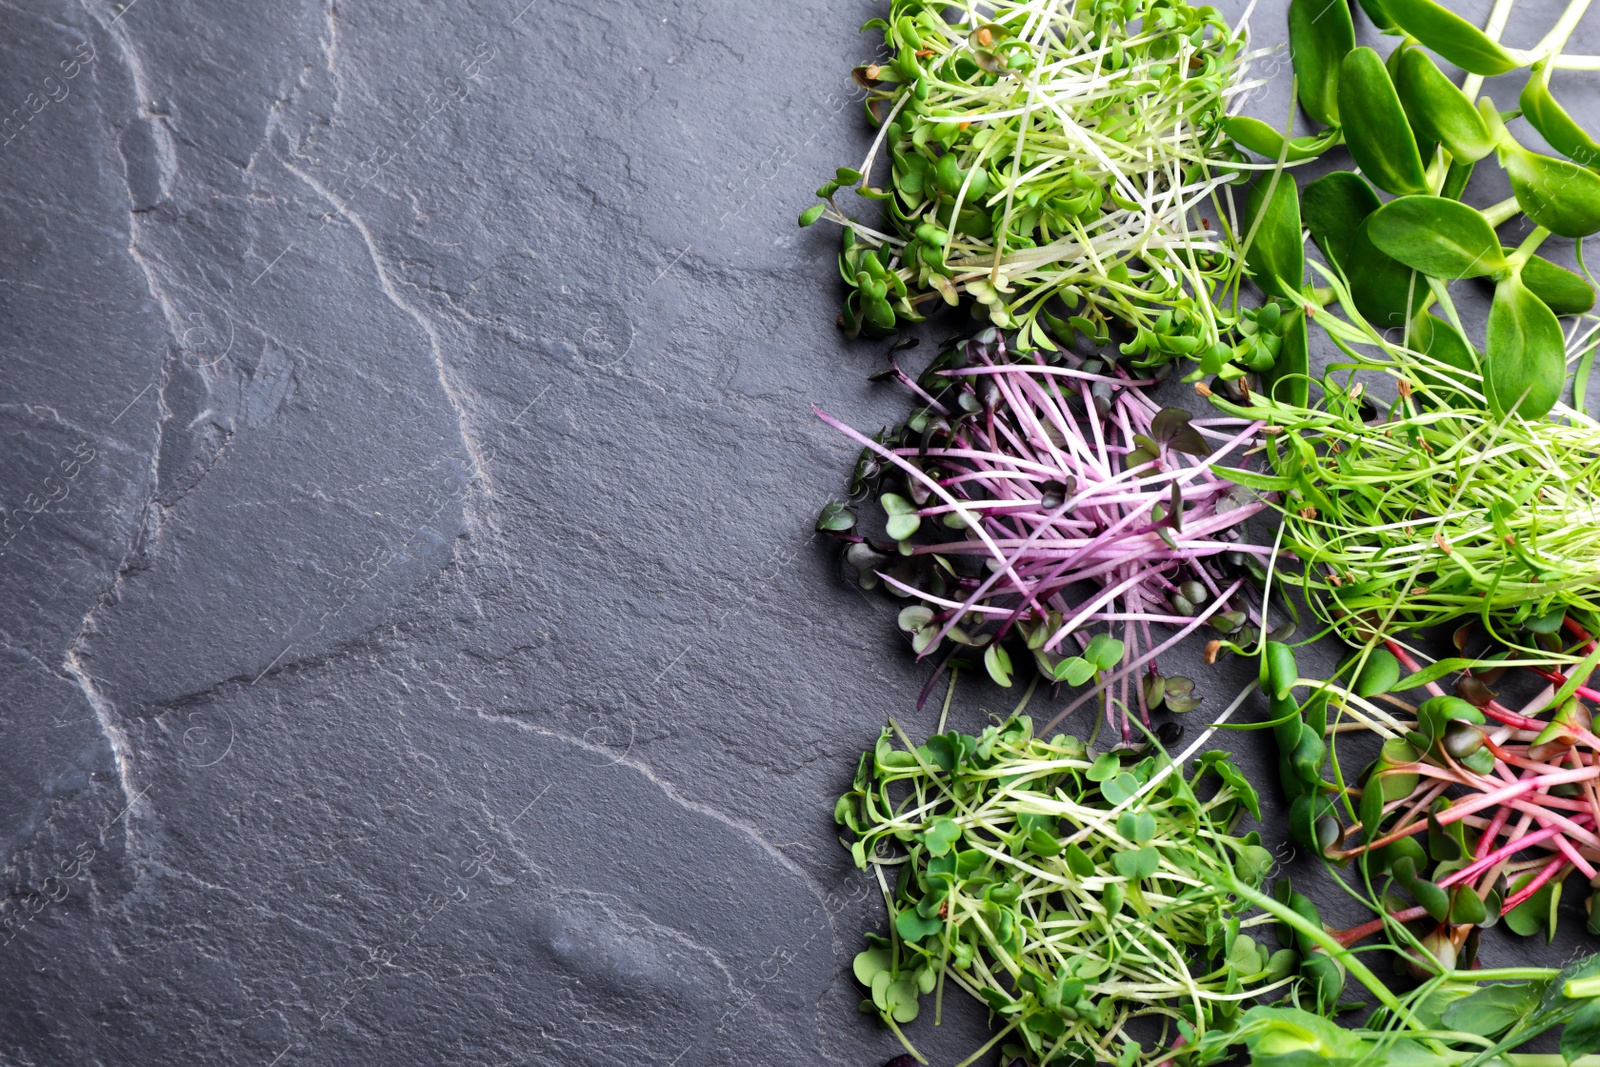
<box><xmin>1366</xmin><ymin>196</ymin><xmax>1508</xmax><ymax>279</ymax></box>
<box><xmin>1394</xmin><ymin>47</ymin><xmax>1496</xmax><ymax>163</ymax></box>
<box><xmin>1288</xmin><ymin>0</ymin><xmax>1354</xmax><ymax>127</ymax></box>
<box><xmin>1084</xmin><ymin>633</ymin><xmax>1125</xmax><ymax>672</ymax></box>
<box><xmin>816</xmin><ymin>500</ymin><xmax>856</xmax><ymax>532</ymax></box>
<box><xmin>1117</xmin><ymin>810</ymin><xmax>1157</xmax><ymax>844</ymax></box>
<box><xmin>1087</xmin><ymin>753</ymin><xmax>1120</xmax><ymax>783</ymax></box>
<box><xmin>1351</xmin><ymin>649</ymin><xmax>1400</xmax><ymax>697</ymax></box>
<box><xmin>1101</xmin><ymin>772</ymin><xmax>1140</xmax><ymax>805</ymax></box>
<box><xmin>1501</xmin><ymin>140</ymin><xmax>1600</xmax><ymax>238</ymax></box>
<box><xmin>1484</xmin><ymin>272</ymin><xmax>1566</xmax><ymax>419</ymax></box>
<box><xmin>1522</xmin><ymin>255</ymin><xmax>1596</xmax><ymax>315</ymax></box>
<box><xmin>1111</xmin><ymin>846</ymin><xmax>1160</xmax><ymax>880</ymax></box>
<box><xmin>1381</xmin><ymin>0</ymin><xmax>1520</xmax><ymax>75</ymax></box>
<box><xmin>984</xmin><ymin>642</ymin><xmax>1015</xmax><ymax>688</ymax></box>
<box><xmin>1244</xmin><ymin>169</ymin><xmax>1305</xmax><ymax>300</ymax></box>
<box><xmin>920</xmin><ymin>816</ymin><xmax>962</xmax><ymax>857</ymax></box>
<box><xmin>1521</xmin><ymin>64</ymin><xmax>1600</xmax><ymax>169</ymax></box>
<box><xmin>1226</xmin><ymin>116</ymin><xmax>1341</xmax><ymax>161</ymax></box>
<box><xmin>1339</xmin><ymin>48</ymin><xmax>1428</xmax><ymax>196</ymax></box>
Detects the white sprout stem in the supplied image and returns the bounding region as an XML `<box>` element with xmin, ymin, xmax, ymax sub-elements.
<box><xmin>857</xmin><ymin>91</ymin><xmax>911</xmax><ymax>188</ymax></box>
<box><xmin>1533</xmin><ymin>0</ymin><xmax>1596</xmax><ymax>61</ymax></box>
<box><xmin>1463</xmin><ymin>0</ymin><xmax>1520</xmax><ymax>99</ymax></box>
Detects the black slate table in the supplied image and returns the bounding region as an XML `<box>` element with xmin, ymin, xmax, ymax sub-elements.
<box><xmin>1</xmin><ymin>1</ymin><xmax>1594</xmax><ymax>1064</ymax></box>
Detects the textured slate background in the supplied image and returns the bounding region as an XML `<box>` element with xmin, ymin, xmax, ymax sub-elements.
<box><xmin>0</xmin><ymin>1</ymin><xmax>1594</xmax><ymax>1064</ymax></box>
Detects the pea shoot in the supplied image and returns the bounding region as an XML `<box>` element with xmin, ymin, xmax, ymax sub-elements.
<box><xmin>1204</xmin><ymin>330</ymin><xmax>1600</xmax><ymax>652</ymax></box>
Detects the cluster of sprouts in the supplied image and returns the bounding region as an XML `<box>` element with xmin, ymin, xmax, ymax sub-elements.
<box><xmin>819</xmin><ymin>331</ymin><xmax>1267</xmax><ymax>744</ymax></box>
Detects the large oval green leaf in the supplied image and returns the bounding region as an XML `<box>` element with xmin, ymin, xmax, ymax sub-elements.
<box><xmin>1367</xmin><ymin>196</ymin><xmax>1508</xmax><ymax>279</ymax></box>
<box><xmin>1289</xmin><ymin>0</ymin><xmax>1355</xmax><ymax>128</ymax></box>
<box><xmin>1299</xmin><ymin>173</ymin><xmax>1376</xmax><ymax>262</ymax></box>
<box><xmin>1520</xmin><ymin>254</ymin><xmax>1596</xmax><ymax>315</ymax></box>
<box><xmin>1351</xmin><ymin>222</ymin><xmax>1426</xmax><ymax>328</ymax></box>
<box><xmin>1244</xmin><ymin>173</ymin><xmax>1305</xmax><ymax>301</ymax></box>
<box><xmin>1521</xmin><ymin>68</ymin><xmax>1600</xmax><ymax>170</ymax></box>
<box><xmin>1302</xmin><ymin>172</ymin><xmax>1420</xmax><ymax>328</ymax></box>
<box><xmin>1339</xmin><ymin>48</ymin><xmax>1429</xmax><ymax>196</ymax></box>
<box><xmin>1382</xmin><ymin>0</ymin><xmax>1520</xmax><ymax>75</ymax></box>
<box><xmin>1395</xmin><ymin>48</ymin><xmax>1496</xmax><ymax>163</ymax></box>
<box><xmin>1303</xmin><ymin>172</ymin><xmax>1379</xmax><ymax>267</ymax></box>
<box><xmin>1502</xmin><ymin>143</ymin><xmax>1600</xmax><ymax>237</ymax></box>
<box><xmin>1484</xmin><ymin>275</ymin><xmax>1566</xmax><ymax>418</ymax></box>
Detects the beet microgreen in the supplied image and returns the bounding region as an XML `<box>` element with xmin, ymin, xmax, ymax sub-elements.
<box><xmin>837</xmin><ymin>712</ymin><xmax>1288</xmax><ymax>1067</ymax></box>
<box><xmin>1253</xmin><ymin>625</ymin><xmax>1600</xmax><ymax>970</ymax></box>
<box><xmin>801</xmin><ymin>0</ymin><xmax>1260</xmax><ymax>360</ymax></box>
<box><xmin>817</xmin><ymin>330</ymin><xmax>1267</xmax><ymax>743</ymax></box>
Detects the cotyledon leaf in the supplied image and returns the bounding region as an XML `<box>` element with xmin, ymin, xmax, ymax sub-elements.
<box><xmin>1395</xmin><ymin>48</ymin><xmax>1496</xmax><ymax>163</ymax></box>
<box><xmin>1410</xmin><ymin>310</ymin><xmax>1481</xmax><ymax>403</ymax></box>
<box><xmin>1366</xmin><ymin>196</ymin><xmax>1508</xmax><ymax>279</ymax></box>
<box><xmin>1519</xmin><ymin>254</ymin><xmax>1596</xmax><ymax>315</ymax></box>
<box><xmin>1484</xmin><ymin>273</ymin><xmax>1566</xmax><ymax>419</ymax></box>
<box><xmin>1339</xmin><ymin>48</ymin><xmax>1429</xmax><ymax>196</ymax></box>
<box><xmin>1225</xmin><ymin>116</ymin><xmax>1341</xmax><ymax>162</ymax></box>
<box><xmin>1521</xmin><ymin>65</ymin><xmax>1600</xmax><ymax>169</ymax></box>
<box><xmin>1500</xmin><ymin>134</ymin><xmax>1600</xmax><ymax>238</ymax></box>
<box><xmin>1289</xmin><ymin>0</ymin><xmax>1355</xmax><ymax>128</ymax></box>
<box><xmin>1303</xmin><ymin>172</ymin><xmax>1420</xmax><ymax>328</ymax></box>
<box><xmin>1262</xmin><ymin>307</ymin><xmax>1309</xmax><ymax>407</ymax></box>
<box><xmin>1244</xmin><ymin>171</ymin><xmax>1304</xmax><ymax>300</ymax></box>
<box><xmin>1303</xmin><ymin>171</ymin><xmax>1379</xmax><ymax>267</ymax></box>
<box><xmin>1382</xmin><ymin>0</ymin><xmax>1521</xmax><ymax>75</ymax></box>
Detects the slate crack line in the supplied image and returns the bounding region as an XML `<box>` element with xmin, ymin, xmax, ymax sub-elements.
<box><xmin>58</xmin><ymin>0</ymin><xmax>200</xmax><ymax>852</ymax></box>
<box><xmin>278</xmin><ymin>158</ymin><xmax>495</xmax><ymax>503</ymax></box>
<box><xmin>475</xmin><ymin>714</ymin><xmax>825</xmax><ymax>895</ymax></box>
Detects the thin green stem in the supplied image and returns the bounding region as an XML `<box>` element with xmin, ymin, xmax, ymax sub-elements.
<box><xmin>1226</xmin><ymin>877</ymin><xmax>1415</xmax><ymax>1022</ymax></box>
<box><xmin>1484</xmin><ymin>196</ymin><xmax>1523</xmax><ymax>228</ymax></box>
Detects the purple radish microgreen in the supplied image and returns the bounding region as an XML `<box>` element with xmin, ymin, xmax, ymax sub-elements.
<box><xmin>817</xmin><ymin>330</ymin><xmax>1268</xmax><ymax>744</ymax></box>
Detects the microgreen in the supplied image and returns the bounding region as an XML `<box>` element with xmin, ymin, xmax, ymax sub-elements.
<box><xmin>801</xmin><ymin>0</ymin><xmax>1260</xmax><ymax>363</ymax></box>
<box><xmin>1205</xmin><ymin>328</ymin><xmax>1600</xmax><ymax>650</ymax></box>
<box><xmin>1257</xmin><ymin>628</ymin><xmax>1600</xmax><ymax>960</ymax></box>
<box><xmin>817</xmin><ymin>330</ymin><xmax>1267</xmax><ymax>743</ymax></box>
<box><xmin>1135</xmin><ymin>632</ymin><xmax>1600</xmax><ymax>1065</ymax></box>
<box><xmin>1226</xmin><ymin>0</ymin><xmax>1600</xmax><ymax>421</ymax></box>
<box><xmin>801</xmin><ymin>0</ymin><xmax>1600</xmax><ymax>1061</ymax></box>
<box><xmin>837</xmin><ymin>714</ymin><xmax>1287</xmax><ymax>1067</ymax></box>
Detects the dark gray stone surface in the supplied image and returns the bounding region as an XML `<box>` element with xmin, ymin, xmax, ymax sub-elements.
<box><xmin>0</xmin><ymin>0</ymin><xmax>1594</xmax><ymax>1064</ymax></box>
